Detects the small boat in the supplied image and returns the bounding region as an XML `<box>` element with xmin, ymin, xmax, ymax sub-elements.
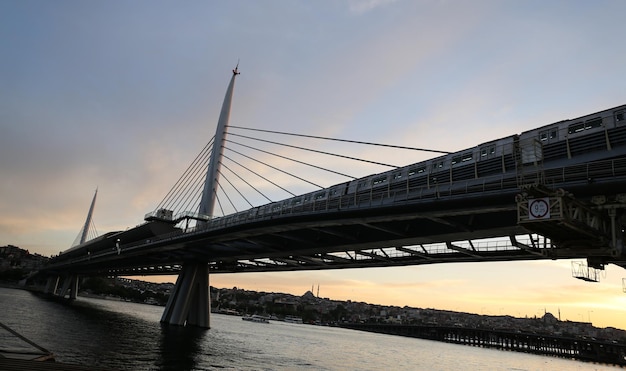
<box><xmin>283</xmin><ymin>315</ymin><xmax>304</xmax><ymax>324</ymax></box>
<box><xmin>242</xmin><ymin>315</ymin><xmax>270</xmax><ymax>324</ymax></box>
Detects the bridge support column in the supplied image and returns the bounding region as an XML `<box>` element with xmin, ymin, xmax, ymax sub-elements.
<box><xmin>57</xmin><ymin>274</ymin><xmax>79</xmax><ymax>299</ymax></box>
<box><xmin>44</xmin><ymin>276</ymin><xmax>58</xmax><ymax>294</ymax></box>
<box><xmin>161</xmin><ymin>262</ymin><xmax>210</xmax><ymax>328</ymax></box>
<box><xmin>68</xmin><ymin>275</ymin><xmax>79</xmax><ymax>300</ymax></box>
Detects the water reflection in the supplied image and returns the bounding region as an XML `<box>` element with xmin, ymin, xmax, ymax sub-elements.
<box><xmin>17</xmin><ymin>295</ymin><xmax>209</xmax><ymax>370</ymax></box>
<box><xmin>5</xmin><ymin>289</ymin><xmax>606</xmax><ymax>371</ymax></box>
<box><xmin>156</xmin><ymin>323</ymin><xmax>206</xmax><ymax>371</ymax></box>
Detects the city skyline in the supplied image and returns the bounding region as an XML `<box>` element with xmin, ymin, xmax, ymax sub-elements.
<box><xmin>2</xmin><ymin>1</ymin><xmax>626</xmax><ymax>329</ymax></box>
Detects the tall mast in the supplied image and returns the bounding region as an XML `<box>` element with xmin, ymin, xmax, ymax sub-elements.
<box><xmin>198</xmin><ymin>66</ymin><xmax>240</xmax><ymax>220</ymax></box>
<box><xmin>80</xmin><ymin>188</ymin><xmax>98</xmax><ymax>244</ymax></box>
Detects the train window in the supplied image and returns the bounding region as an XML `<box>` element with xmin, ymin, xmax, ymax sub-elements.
<box><xmin>432</xmin><ymin>161</ymin><xmax>444</xmax><ymax>170</ymax></box>
<box><xmin>304</xmin><ymin>195</ymin><xmax>311</xmax><ymax>202</ymax></box>
<box><xmin>357</xmin><ymin>181</ymin><xmax>367</xmax><ymax>189</ymax></box>
<box><xmin>480</xmin><ymin>145</ymin><xmax>496</xmax><ymax>158</ymax></box>
<box><xmin>393</xmin><ymin>172</ymin><xmax>402</xmax><ymax>180</ymax></box>
<box><xmin>539</xmin><ymin>129</ymin><xmax>558</xmax><ymax>141</ymax></box>
<box><xmin>615</xmin><ymin>109</ymin><xmax>625</xmax><ymax>123</ymax></box>
<box><xmin>568</xmin><ymin>118</ymin><xmax>602</xmax><ymax>134</ymax></box>
<box><xmin>330</xmin><ymin>189</ymin><xmax>339</xmax><ymax>196</ymax></box>
<box><xmin>568</xmin><ymin>122</ymin><xmax>585</xmax><ymax>134</ymax></box>
<box><xmin>408</xmin><ymin>166</ymin><xmax>426</xmax><ymax>176</ymax></box>
<box><xmin>550</xmin><ymin>128</ymin><xmax>559</xmax><ymax>139</ymax></box>
<box><xmin>584</xmin><ymin>117</ymin><xmax>602</xmax><ymax>130</ymax></box>
<box><xmin>372</xmin><ymin>176</ymin><xmax>387</xmax><ymax>185</ymax></box>
<box><xmin>315</xmin><ymin>191</ymin><xmax>326</xmax><ymax>200</ymax></box>
<box><xmin>292</xmin><ymin>198</ymin><xmax>302</xmax><ymax>206</ymax></box>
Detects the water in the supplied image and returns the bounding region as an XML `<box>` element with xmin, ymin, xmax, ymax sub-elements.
<box><xmin>0</xmin><ymin>288</ymin><xmax>620</xmax><ymax>371</ymax></box>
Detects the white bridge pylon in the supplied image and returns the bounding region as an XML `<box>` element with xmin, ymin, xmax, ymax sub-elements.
<box><xmin>45</xmin><ymin>189</ymin><xmax>99</xmax><ymax>300</ymax></box>
<box><xmin>160</xmin><ymin>66</ymin><xmax>239</xmax><ymax>328</ymax></box>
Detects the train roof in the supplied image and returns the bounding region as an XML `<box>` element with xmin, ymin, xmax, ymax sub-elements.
<box><xmin>519</xmin><ymin>103</ymin><xmax>626</xmax><ymax>136</ymax></box>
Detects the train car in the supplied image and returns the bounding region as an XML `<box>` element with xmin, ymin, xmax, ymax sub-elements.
<box><xmin>518</xmin><ymin>104</ymin><xmax>626</xmax><ymax>167</ymax></box>
<box><xmin>474</xmin><ymin>135</ymin><xmax>518</xmax><ymax>178</ymax></box>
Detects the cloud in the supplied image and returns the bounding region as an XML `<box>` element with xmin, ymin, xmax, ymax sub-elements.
<box><xmin>347</xmin><ymin>0</ymin><xmax>399</xmax><ymax>14</ymax></box>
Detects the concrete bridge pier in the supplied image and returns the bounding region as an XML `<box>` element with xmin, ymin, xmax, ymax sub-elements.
<box><xmin>67</xmin><ymin>275</ymin><xmax>79</xmax><ymax>299</ymax></box>
<box><xmin>43</xmin><ymin>274</ymin><xmax>74</xmax><ymax>298</ymax></box>
<box><xmin>54</xmin><ymin>274</ymin><xmax>79</xmax><ymax>299</ymax></box>
<box><xmin>160</xmin><ymin>262</ymin><xmax>210</xmax><ymax>328</ymax></box>
<box><xmin>44</xmin><ymin>276</ymin><xmax>59</xmax><ymax>294</ymax></box>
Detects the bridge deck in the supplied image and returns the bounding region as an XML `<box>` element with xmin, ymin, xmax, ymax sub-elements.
<box><xmin>43</xmin><ymin>155</ymin><xmax>626</xmax><ymax>275</ymax></box>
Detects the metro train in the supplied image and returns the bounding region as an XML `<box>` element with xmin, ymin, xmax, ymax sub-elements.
<box><xmin>250</xmin><ymin>103</ymin><xmax>626</xmax><ymax>217</ymax></box>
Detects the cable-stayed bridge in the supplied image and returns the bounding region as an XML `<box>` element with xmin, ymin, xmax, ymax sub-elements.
<box><xmin>38</xmin><ymin>68</ymin><xmax>626</xmax><ymax>328</ymax></box>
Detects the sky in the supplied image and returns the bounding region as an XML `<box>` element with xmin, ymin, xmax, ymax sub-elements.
<box><xmin>2</xmin><ymin>0</ymin><xmax>626</xmax><ymax>329</ymax></box>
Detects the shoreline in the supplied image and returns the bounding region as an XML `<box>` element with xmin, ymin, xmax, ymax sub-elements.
<box><xmin>342</xmin><ymin>322</ymin><xmax>626</xmax><ymax>367</ymax></box>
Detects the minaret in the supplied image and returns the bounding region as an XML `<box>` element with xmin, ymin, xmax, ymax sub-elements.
<box><xmin>198</xmin><ymin>65</ymin><xmax>240</xmax><ymax>219</ymax></box>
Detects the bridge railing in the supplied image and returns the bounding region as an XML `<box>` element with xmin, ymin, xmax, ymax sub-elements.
<box><xmin>180</xmin><ymin>157</ymin><xmax>626</xmax><ymax>237</ymax></box>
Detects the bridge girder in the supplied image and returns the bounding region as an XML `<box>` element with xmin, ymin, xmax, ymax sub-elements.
<box><xmin>516</xmin><ymin>186</ymin><xmax>626</xmax><ymax>268</ymax></box>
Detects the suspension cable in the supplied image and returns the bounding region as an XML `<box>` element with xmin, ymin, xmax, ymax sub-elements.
<box><xmin>228</xmin><ymin>133</ymin><xmax>399</xmax><ymax>168</ymax></box>
<box><xmin>223</xmin><ymin>154</ymin><xmax>296</xmax><ymax>196</ymax></box>
<box><xmin>226</xmin><ymin>139</ymin><xmax>357</xmax><ymax>179</ymax></box>
<box><xmin>225</xmin><ymin>146</ymin><xmax>324</xmax><ymax>189</ymax></box>
<box><xmin>217</xmin><ymin>168</ymin><xmax>254</xmax><ymax>208</ymax></box>
<box><xmin>155</xmin><ymin>138</ymin><xmax>214</xmax><ymax>211</ymax></box>
<box><xmin>168</xmin><ymin>145</ymin><xmax>213</xmax><ymax>213</ymax></box>
<box><xmin>220</xmin><ymin>162</ymin><xmax>273</xmax><ymax>203</ymax></box>
<box><xmin>151</xmin><ymin>124</ymin><xmax>448</xmax><ymax>219</ymax></box>
<box><xmin>214</xmin><ymin>193</ymin><xmax>225</xmax><ymax>216</ymax></box>
<box><xmin>229</xmin><ymin>126</ymin><xmax>452</xmax><ymax>154</ymax></box>
<box><xmin>216</xmin><ymin>177</ymin><xmax>238</xmax><ymax>213</ymax></box>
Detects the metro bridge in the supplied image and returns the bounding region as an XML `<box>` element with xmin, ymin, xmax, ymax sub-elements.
<box><xmin>38</xmin><ymin>68</ymin><xmax>626</xmax><ymax>328</ymax></box>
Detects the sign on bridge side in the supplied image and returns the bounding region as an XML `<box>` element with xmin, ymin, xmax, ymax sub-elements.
<box><xmin>528</xmin><ymin>198</ymin><xmax>550</xmax><ymax>220</ymax></box>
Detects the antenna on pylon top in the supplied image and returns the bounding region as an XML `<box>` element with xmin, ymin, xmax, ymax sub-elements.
<box><xmin>233</xmin><ymin>59</ymin><xmax>240</xmax><ymax>75</ymax></box>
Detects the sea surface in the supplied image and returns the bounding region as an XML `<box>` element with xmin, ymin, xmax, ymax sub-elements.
<box><xmin>0</xmin><ymin>287</ymin><xmax>621</xmax><ymax>371</ymax></box>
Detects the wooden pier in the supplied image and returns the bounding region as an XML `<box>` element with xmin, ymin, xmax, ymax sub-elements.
<box><xmin>342</xmin><ymin>323</ymin><xmax>626</xmax><ymax>366</ymax></box>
